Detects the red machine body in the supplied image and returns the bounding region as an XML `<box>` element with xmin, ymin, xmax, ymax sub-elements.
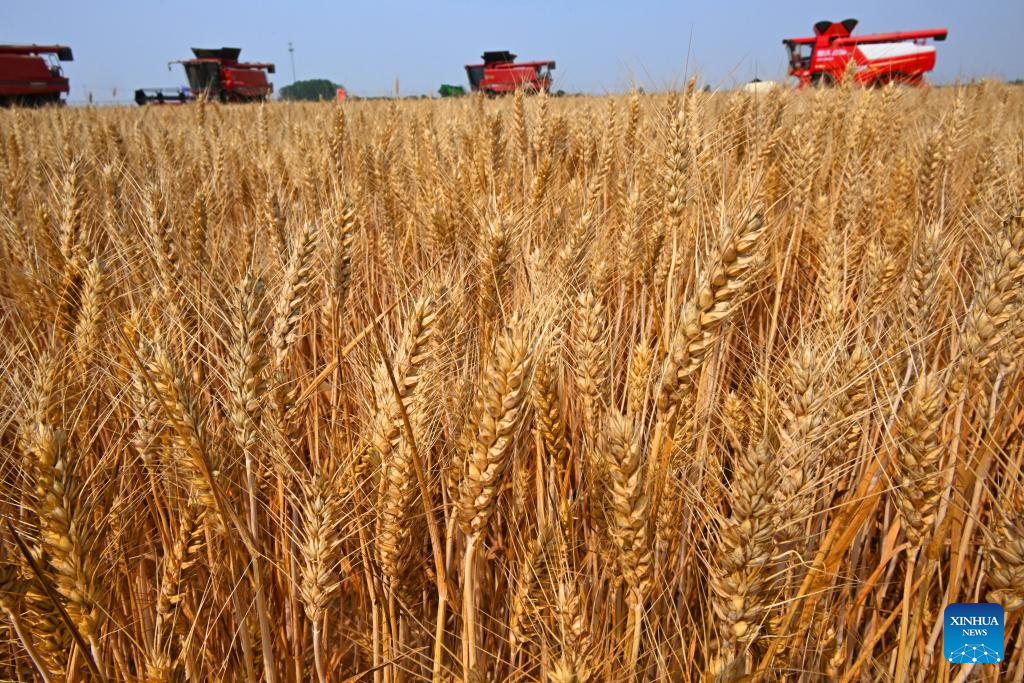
<box><xmin>136</xmin><ymin>47</ymin><xmax>275</xmax><ymax>105</ymax></box>
<box><xmin>465</xmin><ymin>51</ymin><xmax>555</xmax><ymax>95</ymax></box>
<box><xmin>0</xmin><ymin>45</ymin><xmax>73</xmax><ymax>106</ymax></box>
<box><xmin>784</xmin><ymin>19</ymin><xmax>947</xmax><ymax>87</ymax></box>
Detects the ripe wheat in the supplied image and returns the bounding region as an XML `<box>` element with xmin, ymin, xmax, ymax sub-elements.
<box><xmin>0</xmin><ymin>83</ymin><xmax>1022</xmax><ymax>681</ymax></box>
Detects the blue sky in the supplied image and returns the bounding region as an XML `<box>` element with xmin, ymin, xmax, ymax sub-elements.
<box><xmin>4</xmin><ymin>1</ymin><xmax>1022</xmax><ymax>103</ymax></box>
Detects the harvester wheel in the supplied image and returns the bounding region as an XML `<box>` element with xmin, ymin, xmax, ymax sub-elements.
<box><xmin>810</xmin><ymin>72</ymin><xmax>835</xmax><ymax>88</ymax></box>
<box><xmin>872</xmin><ymin>72</ymin><xmax>905</xmax><ymax>88</ymax></box>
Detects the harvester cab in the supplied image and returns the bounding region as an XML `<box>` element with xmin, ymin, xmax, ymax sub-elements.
<box><xmin>0</xmin><ymin>45</ymin><xmax>74</xmax><ymax>106</ymax></box>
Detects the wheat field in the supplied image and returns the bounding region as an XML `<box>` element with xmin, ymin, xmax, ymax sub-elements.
<box><xmin>0</xmin><ymin>81</ymin><xmax>1022</xmax><ymax>681</ymax></box>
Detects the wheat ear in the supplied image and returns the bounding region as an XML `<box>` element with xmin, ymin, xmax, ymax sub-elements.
<box><xmin>658</xmin><ymin>213</ymin><xmax>765</xmax><ymax>417</ymax></box>
<box><xmin>710</xmin><ymin>438</ymin><xmax>778</xmax><ymax>679</ymax></box>
<box><xmin>147</xmin><ymin>347</ymin><xmax>222</xmax><ymax>524</ymax></box>
<box><xmin>296</xmin><ymin>476</ymin><xmax>341</xmax><ymax>683</ymax></box>
<box><xmin>892</xmin><ymin>371</ymin><xmax>946</xmax><ymax>547</ymax></box>
<box><xmin>458</xmin><ymin>322</ymin><xmax>531</xmax><ymax>678</ymax></box>
<box><xmin>987</xmin><ymin>503</ymin><xmax>1024</xmax><ymax>611</ymax></box>
<box><xmin>149</xmin><ymin>499</ymin><xmax>205</xmax><ymax>681</ymax></box>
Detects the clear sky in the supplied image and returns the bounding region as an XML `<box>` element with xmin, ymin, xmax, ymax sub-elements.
<box><xmin>4</xmin><ymin>1</ymin><xmax>1022</xmax><ymax>103</ymax></box>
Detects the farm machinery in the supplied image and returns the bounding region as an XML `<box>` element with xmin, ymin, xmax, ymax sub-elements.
<box><xmin>0</xmin><ymin>45</ymin><xmax>73</xmax><ymax>106</ymax></box>
<box><xmin>135</xmin><ymin>47</ymin><xmax>275</xmax><ymax>105</ymax></box>
<box><xmin>439</xmin><ymin>84</ymin><xmax>466</xmax><ymax>97</ymax></box>
<box><xmin>465</xmin><ymin>51</ymin><xmax>555</xmax><ymax>96</ymax></box>
<box><xmin>783</xmin><ymin>19</ymin><xmax>948</xmax><ymax>87</ymax></box>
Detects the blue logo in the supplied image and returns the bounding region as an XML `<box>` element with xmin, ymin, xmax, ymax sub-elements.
<box><xmin>943</xmin><ymin>603</ymin><xmax>1004</xmax><ymax>663</ymax></box>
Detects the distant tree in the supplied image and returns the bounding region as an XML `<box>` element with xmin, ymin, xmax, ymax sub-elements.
<box><xmin>279</xmin><ymin>79</ymin><xmax>342</xmax><ymax>102</ymax></box>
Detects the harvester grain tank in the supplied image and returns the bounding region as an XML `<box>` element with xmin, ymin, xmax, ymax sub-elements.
<box><xmin>0</xmin><ymin>45</ymin><xmax>73</xmax><ymax>106</ymax></box>
<box><xmin>783</xmin><ymin>19</ymin><xmax>947</xmax><ymax>87</ymax></box>
<box><xmin>135</xmin><ymin>47</ymin><xmax>275</xmax><ymax>105</ymax></box>
<box><xmin>465</xmin><ymin>51</ymin><xmax>555</xmax><ymax>95</ymax></box>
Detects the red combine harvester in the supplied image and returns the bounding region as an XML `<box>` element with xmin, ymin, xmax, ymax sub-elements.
<box><xmin>0</xmin><ymin>45</ymin><xmax>73</xmax><ymax>106</ymax></box>
<box><xmin>783</xmin><ymin>19</ymin><xmax>947</xmax><ymax>87</ymax></box>
<box><xmin>465</xmin><ymin>51</ymin><xmax>555</xmax><ymax>96</ymax></box>
<box><xmin>135</xmin><ymin>47</ymin><xmax>275</xmax><ymax>105</ymax></box>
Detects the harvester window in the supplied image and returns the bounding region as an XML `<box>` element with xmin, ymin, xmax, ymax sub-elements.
<box><xmin>797</xmin><ymin>45</ymin><xmax>812</xmax><ymax>68</ymax></box>
<box><xmin>787</xmin><ymin>43</ymin><xmax>813</xmax><ymax>70</ymax></box>
<box><xmin>45</xmin><ymin>54</ymin><xmax>63</xmax><ymax>78</ymax></box>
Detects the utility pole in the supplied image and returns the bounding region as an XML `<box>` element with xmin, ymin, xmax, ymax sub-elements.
<box><xmin>288</xmin><ymin>41</ymin><xmax>296</xmax><ymax>82</ymax></box>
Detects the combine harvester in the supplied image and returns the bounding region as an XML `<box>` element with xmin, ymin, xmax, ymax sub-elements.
<box><xmin>465</xmin><ymin>51</ymin><xmax>555</xmax><ymax>96</ymax></box>
<box><xmin>0</xmin><ymin>45</ymin><xmax>73</xmax><ymax>106</ymax></box>
<box><xmin>783</xmin><ymin>19</ymin><xmax>948</xmax><ymax>87</ymax></box>
<box><xmin>135</xmin><ymin>47</ymin><xmax>275</xmax><ymax>105</ymax></box>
